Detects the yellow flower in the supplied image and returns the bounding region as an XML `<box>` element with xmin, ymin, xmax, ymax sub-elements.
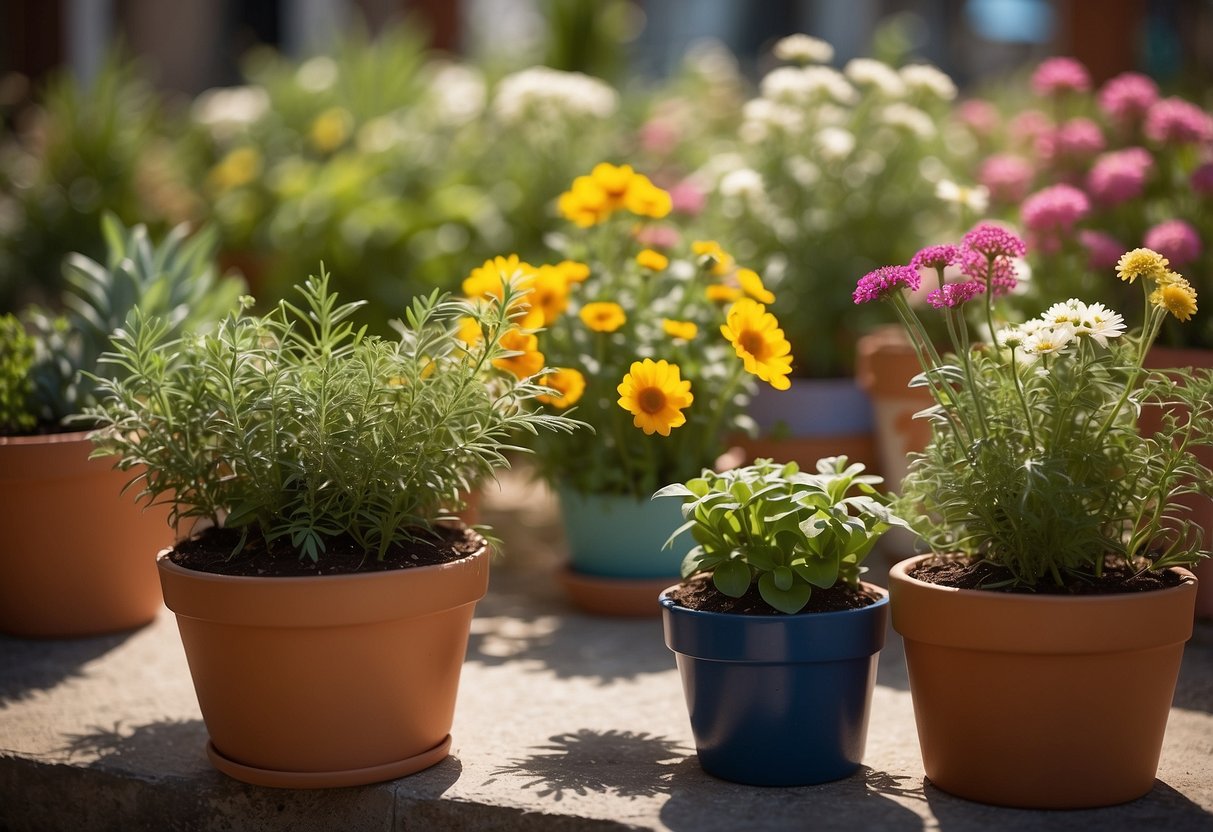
<box><xmin>692</xmin><ymin>240</ymin><xmax>734</xmax><ymax>276</ymax></box>
<box><xmin>580</xmin><ymin>301</ymin><xmax>627</xmax><ymax>333</ymax></box>
<box><xmin>456</xmin><ymin>316</ymin><xmax>482</xmax><ymax>346</ymax></box>
<box><xmin>530</xmin><ymin>265</ymin><xmax>571</xmax><ymax>324</ymax></box>
<box><xmin>721</xmin><ymin>299</ymin><xmax>794</xmax><ymax>391</ymax></box>
<box><xmin>617</xmin><ymin>359</ymin><xmax>693</xmax><ymax>436</ymax></box>
<box><xmin>310</xmin><ymin>107</ymin><xmax>352</xmax><ymax>153</ymax></box>
<box><xmin>636</xmin><ymin>249</ymin><xmax>670</xmax><ymax>271</ymax></box>
<box><xmin>492</xmin><ymin>329</ymin><xmax>545</xmax><ymax>379</ymax></box>
<box><xmin>463</xmin><ymin>255</ymin><xmax>535</xmax><ymax>301</ymax></box>
<box><xmin>623</xmin><ymin>174</ymin><xmax>673</xmax><ymax>219</ymax></box>
<box><xmin>662</xmin><ymin>319</ymin><xmax>698</xmax><ymax>340</ymax></box>
<box><xmin>737</xmin><ymin>268</ymin><xmax>775</xmax><ymax>303</ymax></box>
<box><xmin>208</xmin><ymin>146</ymin><xmax>261</xmax><ymax>192</ymax></box>
<box><xmin>537</xmin><ymin>367</ymin><xmax>587</xmax><ymax>409</ymax></box>
<box><xmin>557</xmin><ymin>260</ymin><xmax>591</xmax><ymax>283</ymax></box>
<box><xmin>1150</xmin><ymin>277</ymin><xmax>1198</xmax><ymax>322</ymax></box>
<box><xmin>706</xmin><ymin>284</ymin><xmax>743</xmax><ymax>302</ymax></box>
<box><xmin>1116</xmin><ymin>248</ymin><xmax>1169</xmax><ymax>284</ymax></box>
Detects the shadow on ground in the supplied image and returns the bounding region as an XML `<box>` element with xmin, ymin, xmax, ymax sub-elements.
<box><xmin>0</xmin><ymin>630</ymin><xmax>135</xmax><ymax>706</ymax></box>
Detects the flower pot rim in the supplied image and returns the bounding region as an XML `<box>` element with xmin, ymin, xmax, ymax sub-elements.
<box><xmin>658</xmin><ymin>580</ymin><xmax>889</xmax><ymax>621</ymax></box>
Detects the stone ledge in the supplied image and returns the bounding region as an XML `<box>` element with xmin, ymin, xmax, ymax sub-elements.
<box><xmin>2</xmin><ymin>474</ymin><xmax>1212</xmax><ymax>831</ymax></box>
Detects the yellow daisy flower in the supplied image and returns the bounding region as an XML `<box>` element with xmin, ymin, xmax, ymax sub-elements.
<box><xmin>1116</xmin><ymin>248</ymin><xmax>1169</xmax><ymax>284</ymax></box>
<box><xmin>492</xmin><ymin>329</ymin><xmax>545</xmax><ymax>379</ymax></box>
<box><xmin>580</xmin><ymin>302</ymin><xmax>627</xmax><ymax>333</ymax></box>
<box><xmin>662</xmin><ymin>319</ymin><xmax>698</xmax><ymax>340</ymax></box>
<box><xmin>636</xmin><ymin>249</ymin><xmax>670</xmax><ymax>271</ymax></box>
<box><xmin>721</xmin><ymin>298</ymin><xmax>794</xmax><ymax>391</ymax></box>
<box><xmin>309</xmin><ymin>107</ymin><xmax>352</xmax><ymax>153</ymax></box>
<box><xmin>556</xmin><ymin>260</ymin><xmax>591</xmax><ymax>283</ymax></box>
<box><xmin>737</xmin><ymin>268</ymin><xmax>775</xmax><ymax>303</ymax></box>
<box><xmin>530</xmin><ymin>265</ymin><xmax>571</xmax><ymax>324</ymax></box>
<box><xmin>617</xmin><ymin>359</ymin><xmax>694</xmax><ymax>436</ymax></box>
<box><xmin>692</xmin><ymin>240</ymin><xmax>734</xmax><ymax>276</ymax></box>
<box><xmin>463</xmin><ymin>254</ymin><xmax>535</xmax><ymax>301</ymax></box>
<box><xmin>537</xmin><ymin>367</ymin><xmax>587</xmax><ymax>409</ymax></box>
<box><xmin>706</xmin><ymin>284</ymin><xmax>743</xmax><ymax>302</ymax></box>
<box><xmin>623</xmin><ymin>174</ymin><xmax>673</xmax><ymax>219</ymax></box>
<box><xmin>1150</xmin><ymin>277</ymin><xmax>1198</xmax><ymax>322</ymax></box>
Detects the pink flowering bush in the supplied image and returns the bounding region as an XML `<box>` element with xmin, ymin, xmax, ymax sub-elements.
<box><xmin>853</xmin><ymin>226</ymin><xmax>1213</xmax><ymax>587</ymax></box>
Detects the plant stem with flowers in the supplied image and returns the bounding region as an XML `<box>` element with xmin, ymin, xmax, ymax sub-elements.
<box><xmin>856</xmin><ymin>224</ymin><xmax>1213</xmax><ymax>587</ymax></box>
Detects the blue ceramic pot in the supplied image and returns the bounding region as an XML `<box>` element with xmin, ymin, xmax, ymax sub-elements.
<box><xmin>660</xmin><ymin>586</ymin><xmax>888</xmax><ymax>786</ymax></box>
<box><xmin>557</xmin><ymin>489</ymin><xmax>689</xmax><ymax>579</ymax></box>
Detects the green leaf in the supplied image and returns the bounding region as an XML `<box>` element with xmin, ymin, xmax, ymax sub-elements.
<box><xmin>712</xmin><ymin>560</ymin><xmax>751</xmax><ymax>598</ymax></box>
<box><xmin>758</xmin><ymin>572</ymin><xmax>811</xmax><ymax>614</ymax></box>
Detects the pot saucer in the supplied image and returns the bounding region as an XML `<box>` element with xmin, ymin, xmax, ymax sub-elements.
<box><xmin>557</xmin><ymin>566</ymin><xmax>674</xmax><ymax>617</ymax></box>
<box><xmin>206</xmin><ymin>734</ymin><xmax>452</xmax><ymax>788</ymax></box>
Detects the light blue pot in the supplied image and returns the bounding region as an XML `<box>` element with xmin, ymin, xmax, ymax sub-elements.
<box><xmin>557</xmin><ymin>489</ymin><xmax>689</xmax><ymax>579</ymax></box>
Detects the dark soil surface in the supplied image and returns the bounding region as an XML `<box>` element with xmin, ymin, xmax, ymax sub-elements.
<box><xmin>169</xmin><ymin>524</ymin><xmax>485</xmax><ymax>577</ymax></box>
<box><xmin>667</xmin><ymin>572</ymin><xmax>882</xmax><ymax>615</ymax></box>
<box><xmin>911</xmin><ymin>556</ymin><xmax>1188</xmax><ymax>594</ymax></box>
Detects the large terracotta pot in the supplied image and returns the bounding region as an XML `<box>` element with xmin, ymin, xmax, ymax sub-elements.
<box><xmin>1142</xmin><ymin>345</ymin><xmax>1213</xmax><ymax>618</ymax></box>
<box><xmin>890</xmin><ymin>554</ymin><xmax>1197</xmax><ymax>808</ymax></box>
<box><xmin>856</xmin><ymin>326</ymin><xmax>933</xmax><ymax>490</ymax></box>
<box><xmin>0</xmin><ymin>431</ymin><xmax>172</xmax><ymax>637</ymax></box>
<box><xmin>158</xmin><ymin>542</ymin><xmax>489</xmax><ymax>788</ymax></box>
<box><xmin>733</xmin><ymin>377</ymin><xmax>878</xmax><ymax>472</ymax></box>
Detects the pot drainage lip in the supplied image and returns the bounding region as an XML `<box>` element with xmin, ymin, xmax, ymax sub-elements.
<box><xmin>206</xmin><ymin>734</ymin><xmax>452</xmax><ymax>788</ymax></box>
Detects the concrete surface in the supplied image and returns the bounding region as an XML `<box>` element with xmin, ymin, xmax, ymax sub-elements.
<box><xmin>2</xmin><ymin>469</ymin><xmax>1212</xmax><ymax>831</ymax></box>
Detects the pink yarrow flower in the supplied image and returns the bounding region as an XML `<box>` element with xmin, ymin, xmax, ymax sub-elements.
<box><xmin>1143</xmin><ymin>219</ymin><xmax>1203</xmax><ymax>267</ymax></box>
<box><xmin>1079</xmin><ymin>230</ymin><xmax>1126</xmax><ymax>270</ymax></box>
<box><xmin>979</xmin><ymin>154</ymin><xmax>1034</xmax><ymax>204</ymax></box>
<box><xmin>1145</xmin><ymin>98</ymin><xmax>1213</xmax><ymax>146</ymax></box>
<box><xmin>1098</xmin><ymin>72</ymin><xmax>1159</xmax><ymax>126</ymax></box>
<box><xmin>910</xmin><ymin>244</ymin><xmax>961</xmax><ymax>271</ymax></box>
<box><xmin>1031</xmin><ymin>57</ymin><xmax>1091</xmax><ymax>97</ymax></box>
<box><xmin>961</xmin><ymin>223</ymin><xmax>1027</xmax><ymax>259</ymax></box>
<box><xmin>853</xmin><ymin>265</ymin><xmax>922</xmax><ymax>304</ymax></box>
<box><xmin>1086</xmin><ymin>147</ymin><xmax>1153</xmax><ymax>207</ymax></box>
<box><xmin>926</xmin><ymin>281</ymin><xmax>985</xmax><ymax>309</ymax></box>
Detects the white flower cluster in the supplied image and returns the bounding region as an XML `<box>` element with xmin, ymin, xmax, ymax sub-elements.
<box><xmin>772</xmin><ymin>34</ymin><xmax>834</xmax><ymax>64</ymax></box>
<box><xmin>192</xmin><ymin>86</ymin><xmax>270</xmax><ymax>140</ymax></box>
<box><xmin>899</xmin><ymin>64</ymin><xmax>958</xmax><ymax>100</ymax></box>
<box><xmin>997</xmin><ymin>300</ymin><xmax>1127</xmax><ymax>360</ymax></box>
<box><xmin>491</xmin><ymin>66</ymin><xmax>618</xmax><ymax>126</ymax></box>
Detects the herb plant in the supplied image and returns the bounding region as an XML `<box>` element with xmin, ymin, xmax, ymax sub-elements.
<box><xmin>856</xmin><ymin>229</ymin><xmax>1213</xmax><ymax>586</ymax></box>
<box><xmin>655</xmin><ymin>457</ymin><xmax>907</xmax><ymax>613</ymax></box>
<box><xmin>88</xmin><ymin>271</ymin><xmax>580</xmax><ymax>561</ymax></box>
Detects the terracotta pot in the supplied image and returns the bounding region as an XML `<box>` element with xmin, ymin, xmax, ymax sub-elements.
<box><xmin>158</xmin><ymin>542</ymin><xmax>490</xmax><ymax>788</ymax></box>
<box><xmin>856</xmin><ymin>326</ymin><xmax>934</xmax><ymax>490</ymax></box>
<box><xmin>0</xmin><ymin>431</ymin><xmax>172</xmax><ymax>637</ymax></box>
<box><xmin>890</xmin><ymin>554</ymin><xmax>1197</xmax><ymax>808</ymax></box>
<box><xmin>1142</xmin><ymin>345</ymin><xmax>1213</xmax><ymax>618</ymax></box>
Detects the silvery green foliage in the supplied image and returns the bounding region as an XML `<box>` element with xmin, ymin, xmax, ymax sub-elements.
<box><xmin>655</xmin><ymin>457</ymin><xmax>907</xmax><ymax>613</ymax></box>
<box><xmin>87</xmin><ymin>272</ymin><xmax>579</xmax><ymax>561</ymax></box>
<box><xmin>26</xmin><ymin>214</ymin><xmax>243</xmax><ymax>426</ymax></box>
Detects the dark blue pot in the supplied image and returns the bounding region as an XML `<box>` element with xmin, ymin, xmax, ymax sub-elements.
<box><xmin>660</xmin><ymin>586</ymin><xmax>888</xmax><ymax>786</ymax></box>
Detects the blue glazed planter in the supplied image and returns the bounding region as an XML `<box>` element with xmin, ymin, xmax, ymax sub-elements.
<box><xmin>660</xmin><ymin>585</ymin><xmax>889</xmax><ymax>786</ymax></box>
<box><xmin>557</xmin><ymin>490</ymin><xmax>690</xmax><ymax>579</ymax></box>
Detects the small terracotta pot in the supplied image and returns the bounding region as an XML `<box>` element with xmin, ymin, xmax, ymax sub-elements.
<box><xmin>890</xmin><ymin>555</ymin><xmax>1197</xmax><ymax>808</ymax></box>
<box><xmin>856</xmin><ymin>326</ymin><xmax>934</xmax><ymax>490</ymax></box>
<box><xmin>158</xmin><ymin>542</ymin><xmax>489</xmax><ymax>788</ymax></box>
<box><xmin>0</xmin><ymin>431</ymin><xmax>172</xmax><ymax>637</ymax></box>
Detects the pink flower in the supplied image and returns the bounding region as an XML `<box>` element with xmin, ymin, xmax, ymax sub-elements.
<box><xmin>1145</xmin><ymin>98</ymin><xmax>1213</xmax><ymax>146</ymax></box>
<box><xmin>926</xmin><ymin>281</ymin><xmax>985</xmax><ymax>309</ymax></box>
<box><xmin>962</xmin><ymin>223</ymin><xmax>1027</xmax><ymax>259</ymax></box>
<box><xmin>956</xmin><ymin>100</ymin><xmax>999</xmax><ymax>137</ymax></box>
<box><xmin>1054</xmin><ymin>118</ymin><xmax>1105</xmax><ymax>161</ymax></box>
<box><xmin>1009</xmin><ymin>110</ymin><xmax>1053</xmax><ymax>150</ymax></box>
<box><xmin>853</xmin><ymin>265</ymin><xmax>922</xmax><ymax>304</ymax></box>
<box><xmin>1098</xmin><ymin>72</ymin><xmax>1159</xmax><ymax>126</ymax></box>
<box><xmin>960</xmin><ymin>247</ymin><xmax>1019</xmax><ymax>296</ymax></box>
<box><xmin>1143</xmin><ymin>219</ymin><xmax>1203</xmax><ymax>267</ymax></box>
<box><xmin>1192</xmin><ymin>163</ymin><xmax>1213</xmax><ymax>196</ymax></box>
<box><xmin>979</xmin><ymin>154</ymin><xmax>1034</xmax><ymax>204</ymax></box>
<box><xmin>1079</xmin><ymin>230</ymin><xmax>1126</xmax><ymax>270</ymax></box>
<box><xmin>1022</xmin><ymin>184</ymin><xmax>1090</xmax><ymax>233</ymax></box>
<box><xmin>668</xmin><ymin>179</ymin><xmax>705</xmax><ymax>216</ymax></box>
<box><xmin>1031</xmin><ymin>57</ymin><xmax>1091</xmax><ymax>97</ymax></box>
<box><xmin>1086</xmin><ymin>148</ymin><xmax>1153</xmax><ymax>207</ymax></box>
<box><xmin>910</xmin><ymin>244</ymin><xmax>961</xmax><ymax>271</ymax></box>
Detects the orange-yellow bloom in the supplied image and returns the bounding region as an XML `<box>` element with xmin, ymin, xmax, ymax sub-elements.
<box><xmin>721</xmin><ymin>298</ymin><xmax>794</xmax><ymax>390</ymax></box>
<box><xmin>617</xmin><ymin>359</ymin><xmax>693</xmax><ymax>436</ymax></box>
<box><xmin>537</xmin><ymin>367</ymin><xmax>587</xmax><ymax>409</ymax></box>
<box><xmin>579</xmin><ymin>301</ymin><xmax>627</xmax><ymax>333</ymax></box>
